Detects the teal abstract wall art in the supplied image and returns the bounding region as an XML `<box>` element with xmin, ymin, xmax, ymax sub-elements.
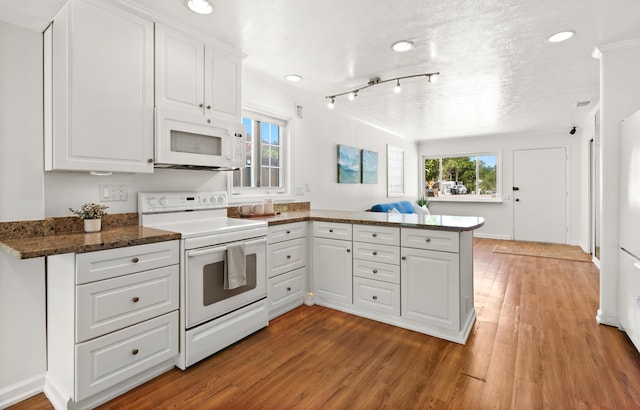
<box><xmin>337</xmin><ymin>144</ymin><xmax>360</xmax><ymax>183</ymax></box>
<box><xmin>361</xmin><ymin>149</ymin><xmax>378</xmax><ymax>184</ymax></box>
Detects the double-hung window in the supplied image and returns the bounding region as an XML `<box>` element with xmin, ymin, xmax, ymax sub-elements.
<box><xmin>231</xmin><ymin>110</ymin><xmax>290</xmax><ymax>198</ymax></box>
<box><xmin>423</xmin><ymin>152</ymin><xmax>499</xmax><ymax>200</ymax></box>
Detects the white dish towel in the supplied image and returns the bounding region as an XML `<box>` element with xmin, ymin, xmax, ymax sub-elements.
<box><xmin>224</xmin><ymin>243</ymin><xmax>246</xmax><ymax>290</ymax></box>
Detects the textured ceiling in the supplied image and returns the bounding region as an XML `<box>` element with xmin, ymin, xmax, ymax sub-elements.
<box><xmin>2</xmin><ymin>0</ymin><xmax>640</xmax><ymax>140</ymax></box>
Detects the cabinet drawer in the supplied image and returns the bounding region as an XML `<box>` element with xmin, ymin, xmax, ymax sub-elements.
<box><xmin>268</xmin><ymin>222</ymin><xmax>308</xmax><ymax>244</ymax></box>
<box><xmin>75</xmin><ymin>311</ymin><xmax>178</xmax><ymax>401</ymax></box>
<box><xmin>76</xmin><ymin>240</ymin><xmax>179</xmax><ymax>284</ymax></box>
<box><xmin>352</xmin><ymin>242</ymin><xmax>399</xmax><ymax>265</ymax></box>
<box><xmin>267</xmin><ymin>237</ymin><xmax>307</xmax><ymax>278</ymax></box>
<box><xmin>76</xmin><ymin>265</ymin><xmax>179</xmax><ymax>342</ymax></box>
<box><xmin>312</xmin><ymin>221</ymin><xmax>352</xmax><ymax>241</ymax></box>
<box><xmin>353</xmin><ymin>276</ymin><xmax>400</xmax><ymax>316</ymax></box>
<box><xmin>353</xmin><ymin>259</ymin><xmax>400</xmax><ymax>284</ymax></box>
<box><xmin>268</xmin><ymin>267</ymin><xmax>305</xmax><ymax>311</ymax></box>
<box><xmin>401</xmin><ymin>229</ymin><xmax>459</xmax><ymax>253</ymax></box>
<box><xmin>353</xmin><ymin>224</ymin><xmax>399</xmax><ymax>246</ymax></box>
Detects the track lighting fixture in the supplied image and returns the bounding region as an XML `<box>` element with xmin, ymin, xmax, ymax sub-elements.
<box><xmin>393</xmin><ymin>79</ymin><xmax>402</xmax><ymax>94</ymax></box>
<box><xmin>325</xmin><ymin>72</ymin><xmax>439</xmax><ymax>108</ymax></box>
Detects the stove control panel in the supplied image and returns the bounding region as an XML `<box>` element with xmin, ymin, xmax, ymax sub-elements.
<box><xmin>138</xmin><ymin>191</ymin><xmax>228</xmax><ymax>213</ymax></box>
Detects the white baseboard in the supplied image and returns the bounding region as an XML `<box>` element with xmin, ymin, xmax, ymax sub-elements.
<box><xmin>473</xmin><ymin>233</ymin><xmax>512</xmax><ymax>240</ymax></box>
<box><xmin>596</xmin><ymin>309</ymin><xmax>619</xmax><ymax>328</ymax></box>
<box><xmin>0</xmin><ymin>373</ymin><xmax>45</xmax><ymax>409</ymax></box>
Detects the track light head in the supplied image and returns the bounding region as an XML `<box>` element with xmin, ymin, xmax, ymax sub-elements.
<box><xmin>428</xmin><ymin>73</ymin><xmax>439</xmax><ymax>83</ymax></box>
<box><xmin>393</xmin><ymin>79</ymin><xmax>402</xmax><ymax>94</ymax></box>
<box><xmin>327</xmin><ymin>97</ymin><xmax>335</xmax><ymax>109</ymax></box>
<box><xmin>348</xmin><ymin>91</ymin><xmax>358</xmax><ymax>101</ymax></box>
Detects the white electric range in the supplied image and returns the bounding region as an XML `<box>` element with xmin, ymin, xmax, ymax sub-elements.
<box><xmin>138</xmin><ymin>191</ymin><xmax>268</xmax><ymax>369</ymax></box>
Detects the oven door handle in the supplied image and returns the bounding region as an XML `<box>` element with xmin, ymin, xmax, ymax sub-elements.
<box><xmin>186</xmin><ymin>237</ymin><xmax>266</xmax><ymax>257</ymax></box>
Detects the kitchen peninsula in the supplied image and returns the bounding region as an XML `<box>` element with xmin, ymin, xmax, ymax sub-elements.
<box><xmin>235</xmin><ymin>207</ymin><xmax>484</xmax><ymax>345</ymax></box>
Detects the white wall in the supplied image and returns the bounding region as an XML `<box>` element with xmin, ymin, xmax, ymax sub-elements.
<box><xmin>242</xmin><ymin>66</ymin><xmax>420</xmax><ymax>212</ymax></box>
<box><xmin>417</xmin><ymin>128</ymin><xmax>586</xmax><ymax>245</ymax></box>
<box><xmin>596</xmin><ymin>39</ymin><xmax>640</xmax><ymax>326</ymax></box>
<box><xmin>0</xmin><ymin>21</ymin><xmax>47</xmax><ymax>408</ymax></box>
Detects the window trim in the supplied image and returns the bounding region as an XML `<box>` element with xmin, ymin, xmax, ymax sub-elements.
<box><xmin>228</xmin><ymin>108</ymin><xmax>293</xmax><ymax>203</ymax></box>
<box><xmin>421</xmin><ymin>150</ymin><xmax>502</xmax><ymax>203</ymax></box>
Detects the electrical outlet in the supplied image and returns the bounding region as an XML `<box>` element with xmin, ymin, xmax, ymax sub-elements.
<box><xmin>99</xmin><ymin>184</ymin><xmax>128</xmax><ymax>202</ymax></box>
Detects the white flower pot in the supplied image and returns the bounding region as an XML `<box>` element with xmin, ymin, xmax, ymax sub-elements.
<box><xmin>84</xmin><ymin>219</ymin><xmax>101</xmax><ymax>233</ymax></box>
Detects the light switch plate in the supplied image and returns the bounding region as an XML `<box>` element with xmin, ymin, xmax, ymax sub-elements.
<box><xmin>99</xmin><ymin>184</ymin><xmax>128</xmax><ymax>202</ymax></box>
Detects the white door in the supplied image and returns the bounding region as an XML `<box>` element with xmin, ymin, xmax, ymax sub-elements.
<box><xmin>513</xmin><ymin>147</ymin><xmax>567</xmax><ymax>243</ymax></box>
<box><xmin>312</xmin><ymin>237</ymin><xmax>353</xmax><ymax>305</ymax></box>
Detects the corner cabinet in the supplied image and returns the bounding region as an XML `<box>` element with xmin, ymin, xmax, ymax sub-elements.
<box><xmin>267</xmin><ymin>222</ymin><xmax>308</xmax><ymax>319</ymax></box>
<box><xmin>44</xmin><ymin>0</ymin><xmax>154</xmax><ymax>173</ymax></box>
<box><xmin>44</xmin><ymin>241</ymin><xmax>180</xmax><ymax>410</ymax></box>
<box><xmin>155</xmin><ymin>23</ymin><xmax>242</xmax><ymax>123</ymax></box>
<box><xmin>312</xmin><ymin>222</ymin><xmax>353</xmax><ymax>306</ymax></box>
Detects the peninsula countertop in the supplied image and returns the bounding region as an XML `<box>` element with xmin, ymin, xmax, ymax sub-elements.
<box><xmin>233</xmin><ymin>209</ymin><xmax>485</xmax><ymax>231</ymax></box>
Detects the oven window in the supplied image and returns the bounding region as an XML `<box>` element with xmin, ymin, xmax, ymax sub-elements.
<box><xmin>202</xmin><ymin>254</ymin><xmax>257</xmax><ymax>306</ymax></box>
<box><xmin>171</xmin><ymin>130</ymin><xmax>222</xmax><ymax>156</ymax></box>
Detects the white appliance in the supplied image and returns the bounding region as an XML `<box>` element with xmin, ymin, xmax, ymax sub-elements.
<box><xmin>154</xmin><ymin>108</ymin><xmax>245</xmax><ymax>170</ymax></box>
<box><xmin>619</xmin><ymin>109</ymin><xmax>640</xmax><ymax>352</ymax></box>
<box><xmin>138</xmin><ymin>191</ymin><xmax>268</xmax><ymax>369</ymax></box>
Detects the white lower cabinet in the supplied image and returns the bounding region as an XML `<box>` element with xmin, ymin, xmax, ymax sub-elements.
<box><xmin>618</xmin><ymin>249</ymin><xmax>640</xmax><ymax>352</ymax></box>
<box><xmin>267</xmin><ymin>222</ymin><xmax>308</xmax><ymax>319</ymax></box>
<box><xmin>45</xmin><ymin>241</ymin><xmax>179</xmax><ymax>410</ymax></box>
<box><xmin>312</xmin><ymin>229</ymin><xmax>353</xmax><ymax>306</ymax></box>
<box><xmin>401</xmin><ymin>247</ymin><xmax>460</xmax><ymax>330</ymax></box>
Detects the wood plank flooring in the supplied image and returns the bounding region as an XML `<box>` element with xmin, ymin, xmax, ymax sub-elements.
<box><xmin>10</xmin><ymin>238</ymin><xmax>640</xmax><ymax>409</ymax></box>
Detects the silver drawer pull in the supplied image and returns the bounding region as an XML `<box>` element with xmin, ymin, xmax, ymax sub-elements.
<box><xmin>425</xmin><ymin>238</ymin><xmax>431</xmax><ymax>243</ymax></box>
<box><xmin>402</xmin><ymin>256</ymin><xmax>407</xmax><ymax>260</ymax></box>
<box><xmin>346</xmin><ymin>249</ymin><xmax>351</xmax><ymax>253</ymax></box>
<box><xmin>329</xmin><ymin>229</ymin><xmax>334</xmax><ymax>233</ymax></box>
<box><xmin>131</xmin><ymin>349</ymin><xmax>139</xmax><ymax>355</ymax></box>
<box><xmin>373</xmin><ymin>269</ymin><xmax>378</xmax><ymax>274</ymax></box>
<box><xmin>287</xmin><ymin>255</ymin><xmax>292</xmax><ymax>259</ymax></box>
<box><xmin>372</xmin><ymin>251</ymin><xmax>378</xmax><ymax>256</ymax></box>
<box><xmin>372</xmin><ymin>233</ymin><xmax>377</xmax><ymax>238</ymax></box>
<box><xmin>287</xmin><ymin>287</ymin><xmax>292</xmax><ymax>292</ymax></box>
<box><xmin>372</xmin><ymin>295</ymin><xmax>378</xmax><ymax>300</ymax></box>
<box><xmin>132</xmin><ymin>297</ymin><xmax>140</xmax><ymax>303</ymax></box>
<box><xmin>286</xmin><ymin>230</ymin><xmax>291</xmax><ymax>234</ymax></box>
<box><xmin>132</xmin><ymin>257</ymin><xmax>140</xmax><ymax>263</ymax></box>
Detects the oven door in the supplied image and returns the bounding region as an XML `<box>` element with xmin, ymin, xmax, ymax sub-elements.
<box><xmin>185</xmin><ymin>237</ymin><xmax>266</xmax><ymax>328</ymax></box>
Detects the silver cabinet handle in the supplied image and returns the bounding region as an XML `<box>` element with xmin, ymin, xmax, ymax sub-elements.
<box><xmin>373</xmin><ymin>269</ymin><xmax>378</xmax><ymax>274</ymax></box>
<box><xmin>206</xmin><ymin>105</ymin><xmax>211</xmax><ymax>109</ymax></box>
<box><xmin>132</xmin><ymin>257</ymin><xmax>139</xmax><ymax>263</ymax></box>
<box><xmin>372</xmin><ymin>296</ymin><xmax>378</xmax><ymax>300</ymax></box>
<box><xmin>286</xmin><ymin>230</ymin><xmax>291</xmax><ymax>234</ymax></box>
<box><xmin>132</xmin><ymin>297</ymin><xmax>140</xmax><ymax>303</ymax></box>
<box><xmin>286</xmin><ymin>287</ymin><xmax>292</xmax><ymax>292</ymax></box>
<box><xmin>287</xmin><ymin>255</ymin><xmax>292</xmax><ymax>259</ymax></box>
<box><xmin>346</xmin><ymin>249</ymin><xmax>351</xmax><ymax>253</ymax></box>
<box><xmin>402</xmin><ymin>256</ymin><xmax>407</xmax><ymax>260</ymax></box>
<box><xmin>329</xmin><ymin>229</ymin><xmax>334</xmax><ymax>233</ymax></box>
<box><xmin>372</xmin><ymin>251</ymin><xmax>378</xmax><ymax>256</ymax></box>
<box><xmin>372</xmin><ymin>233</ymin><xmax>377</xmax><ymax>238</ymax></box>
<box><xmin>131</xmin><ymin>349</ymin><xmax>139</xmax><ymax>355</ymax></box>
<box><xmin>425</xmin><ymin>238</ymin><xmax>431</xmax><ymax>243</ymax></box>
<box><xmin>199</xmin><ymin>103</ymin><xmax>204</xmax><ymax>108</ymax></box>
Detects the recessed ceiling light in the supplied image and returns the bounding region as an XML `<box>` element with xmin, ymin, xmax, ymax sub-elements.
<box><xmin>285</xmin><ymin>74</ymin><xmax>303</xmax><ymax>82</ymax></box>
<box><xmin>391</xmin><ymin>40</ymin><xmax>415</xmax><ymax>52</ymax></box>
<box><xmin>547</xmin><ymin>30</ymin><xmax>575</xmax><ymax>43</ymax></box>
<box><xmin>185</xmin><ymin>0</ymin><xmax>214</xmax><ymax>15</ymax></box>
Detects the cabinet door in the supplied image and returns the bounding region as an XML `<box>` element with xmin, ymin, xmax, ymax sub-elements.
<box><xmin>204</xmin><ymin>46</ymin><xmax>241</xmax><ymax>122</ymax></box>
<box><xmin>312</xmin><ymin>238</ymin><xmax>352</xmax><ymax>305</ymax></box>
<box><xmin>46</xmin><ymin>0</ymin><xmax>154</xmax><ymax>173</ymax></box>
<box><xmin>155</xmin><ymin>24</ymin><xmax>205</xmax><ymax>115</ymax></box>
<box><xmin>401</xmin><ymin>247</ymin><xmax>460</xmax><ymax>330</ymax></box>
<box><xmin>619</xmin><ymin>249</ymin><xmax>640</xmax><ymax>352</ymax></box>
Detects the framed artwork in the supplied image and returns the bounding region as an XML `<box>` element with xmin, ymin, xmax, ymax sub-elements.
<box><xmin>387</xmin><ymin>144</ymin><xmax>404</xmax><ymax>196</ymax></box>
<box><xmin>361</xmin><ymin>149</ymin><xmax>378</xmax><ymax>184</ymax></box>
<box><xmin>337</xmin><ymin>144</ymin><xmax>360</xmax><ymax>183</ymax></box>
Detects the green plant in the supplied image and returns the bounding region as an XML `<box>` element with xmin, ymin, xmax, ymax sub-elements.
<box><xmin>416</xmin><ymin>196</ymin><xmax>430</xmax><ymax>209</ymax></box>
<box><xmin>69</xmin><ymin>203</ymin><xmax>108</xmax><ymax>219</ymax></box>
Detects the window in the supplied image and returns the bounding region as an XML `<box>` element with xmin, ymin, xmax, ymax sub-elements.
<box><xmin>231</xmin><ymin>110</ymin><xmax>289</xmax><ymax>198</ymax></box>
<box><xmin>387</xmin><ymin>145</ymin><xmax>404</xmax><ymax>197</ymax></box>
<box><xmin>423</xmin><ymin>153</ymin><xmax>499</xmax><ymax>200</ymax></box>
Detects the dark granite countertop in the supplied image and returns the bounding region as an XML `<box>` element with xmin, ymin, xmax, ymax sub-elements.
<box><xmin>234</xmin><ymin>209</ymin><xmax>485</xmax><ymax>231</ymax></box>
<box><xmin>0</xmin><ymin>214</ymin><xmax>180</xmax><ymax>260</ymax></box>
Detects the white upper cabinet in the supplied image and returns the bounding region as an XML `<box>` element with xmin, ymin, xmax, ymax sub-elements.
<box><xmin>44</xmin><ymin>0</ymin><xmax>154</xmax><ymax>173</ymax></box>
<box><xmin>155</xmin><ymin>23</ymin><xmax>242</xmax><ymax>123</ymax></box>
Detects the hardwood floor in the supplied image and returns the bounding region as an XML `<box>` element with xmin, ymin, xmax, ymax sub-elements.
<box><xmin>11</xmin><ymin>238</ymin><xmax>640</xmax><ymax>409</ymax></box>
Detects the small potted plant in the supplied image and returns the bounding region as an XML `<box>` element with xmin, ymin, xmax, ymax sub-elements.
<box><xmin>415</xmin><ymin>196</ymin><xmax>431</xmax><ymax>216</ymax></box>
<box><xmin>69</xmin><ymin>203</ymin><xmax>109</xmax><ymax>233</ymax></box>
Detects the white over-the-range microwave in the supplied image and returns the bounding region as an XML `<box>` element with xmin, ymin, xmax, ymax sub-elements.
<box><xmin>154</xmin><ymin>108</ymin><xmax>245</xmax><ymax>171</ymax></box>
